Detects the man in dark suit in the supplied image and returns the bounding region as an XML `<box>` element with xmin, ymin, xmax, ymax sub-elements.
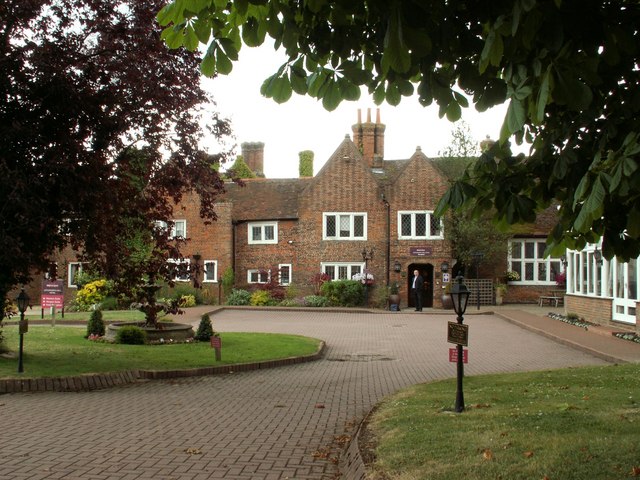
<box><xmin>411</xmin><ymin>269</ymin><xmax>424</xmax><ymax>311</ymax></box>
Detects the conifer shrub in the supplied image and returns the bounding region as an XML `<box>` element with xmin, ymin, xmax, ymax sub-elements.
<box><xmin>115</xmin><ymin>325</ymin><xmax>147</xmax><ymax>345</ymax></box>
<box><xmin>195</xmin><ymin>313</ymin><xmax>214</xmax><ymax>341</ymax></box>
<box><xmin>86</xmin><ymin>309</ymin><xmax>106</xmax><ymax>338</ymax></box>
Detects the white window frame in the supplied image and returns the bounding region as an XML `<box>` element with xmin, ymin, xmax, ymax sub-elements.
<box><xmin>248</xmin><ymin>222</ymin><xmax>278</xmax><ymax>244</ymax></box>
<box><xmin>323</xmin><ymin>213</ymin><xmax>367</xmax><ymax>240</ymax></box>
<box><xmin>508</xmin><ymin>238</ymin><xmax>564</xmax><ymax>285</ymax></box>
<box><xmin>247</xmin><ymin>269</ymin><xmax>270</xmax><ymax>284</ymax></box>
<box><xmin>397</xmin><ymin>211</ymin><xmax>444</xmax><ymax>239</ymax></box>
<box><xmin>203</xmin><ymin>260</ymin><xmax>218</xmax><ymax>283</ymax></box>
<box><xmin>168</xmin><ymin>258</ymin><xmax>191</xmax><ymax>282</ymax></box>
<box><xmin>321</xmin><ymin>262</ymin><xmax>365</xmax><ymax>281</ymax></box>
<box><xmin>279</xmin><ymin>264</ymin><xmax>292</xmax><ymax>285</ymax></box>
<box><xmin>155</xmin><ymin>219</ymin><xmax>187</xmax><ymax>239</ymax></box>
<box><xmin>68</xmin><ymin>262</ymin><xmax>83</xmax><ymax>288</ymax></box>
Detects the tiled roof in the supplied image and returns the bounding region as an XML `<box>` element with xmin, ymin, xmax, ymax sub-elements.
<box><xmin>222</xmin><ymin>177</ymin><xmax>312</xmax><ymax>222</ymax></box>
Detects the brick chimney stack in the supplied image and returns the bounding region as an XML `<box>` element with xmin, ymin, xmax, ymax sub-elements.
<box><xmin>351</xmin><ymin>108</ymin><xmax>385</xmax><ymax>168</ymax></box>
<box><xmin>241</xmin><ymin>142</ymin><xmax>265</xmax><ymax>177</ymax></box>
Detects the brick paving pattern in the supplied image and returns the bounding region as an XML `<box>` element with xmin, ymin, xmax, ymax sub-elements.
<box><xmin>0</xmin><ymin>310</ymin><xmax>620</xmax><ymax>479</ymax></box>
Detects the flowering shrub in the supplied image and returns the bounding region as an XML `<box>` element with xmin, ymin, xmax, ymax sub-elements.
<box><xmin>505</xmin><ymin>270</ymin><xmax>521</xmax><ymax>282</ymax></box>
<box><xmin>555</xmin><ymin>271</ymin><xmax>567</xmax><ymax>286</ymax></box>
<box><xmin>352</xmin><ymin>271</ymin><xmax>374</xmax><ymax>285</ymax></box>
<box><xmin>75</xmin><ymin>279</ymin><xmax>109</xmax><ymax>311</ymax></box>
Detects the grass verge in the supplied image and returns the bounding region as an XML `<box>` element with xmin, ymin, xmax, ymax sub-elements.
<box><xmin>19</xmin><ymin>309</ymin><xmax>146</xmax><ymax>322</ymax></box>
<box><xmin>0</xmin><ymin>326</ymin><xmax>320</xmax><ymax>378</ymax></box>
<box><xmin>368</xmin><ymin>364</ymin><xmax>640</xmax><ymax>480</ymax></box>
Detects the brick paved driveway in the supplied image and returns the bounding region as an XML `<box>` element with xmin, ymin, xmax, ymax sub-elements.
<box><xmin>0</xmin><ymin>310</ymin><xmax>608</xmax><ymax>479</ymax></box>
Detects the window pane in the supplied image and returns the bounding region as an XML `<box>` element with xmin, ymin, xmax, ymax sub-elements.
<box><xmin>260</xmin><ymin>271</ymin><xmax>268</xmax><ymax>283</ymax></box>
<box><xmin>524</xmin><ymin>242</ymin><xmax>535</xmax><ymax>259</ymax></box>
<box><xmin>264</xmin><ymin>225</ymin><xmax>274</xmax><ymax>240</ymax></box>
<box><xmin>511</xmin><ymin>261</ymin><xmax>521</xmax><ymax>278</ymax></box>
<box><xmin>252</xmin><ymin>226</ymin><xmax>261</xmax><ymax>241</ymax></box>
<box><xmin>326</xmin><ymin>215</ymin><xmax>336</xmax><ymax>237</ymax></box>
<box><xmin>537</xmin><ymin>242</ymin><xmax>546</xmax><ymax>259</ymax></box>
<box><xmin>353</xmin><ymin>215</ymin><xmax>364</xmax><ymax>237</ymax></box>
<box><xmin>400</xmin><ymin>214</ymin><xmax>411</xmax><ymax>236</ymax></box>
<box><xmin>629</xmin><ymin>259</ymin><xmax>637</xmax><ymax>300</ymax></box>
<box><xmin>351</xmin><ymin>265</ymin><xmax>361</xmax><ymax>276</ymax></box>
<box><xmin>415</xmin><ymin>213</ymin><xmax>426</xmax><ymax>236</ymax></box>
<box><xmin>525</xmin><ymin>263</ymin><xmax>534</xmax><ymax>281</ymax></box>
<box><xmin>205</xmin><ymin>262</ymin><xmax>216</xmax><ymax>281</ymax></box>
<box><xmin>430</xmin><ymin>215</ymin><xmax>442</xmax><ymax>236</ymax></box>
<box><xmin>280</xmin><ymin>265</ymin><xmax>290</xmax><ymax>284</ymax></box>
<box><xmin>550</xmin><ymin>261</ymin><xmax>560</xmax><ymax>282</ymax></box>
<box><xmin>339</xmin><ymin>215</ymin><xmax>350</xmax><ymax>237</ymax></box>
<box><xmin>511</xmin><ymin>242</ymin><xmax>522</xmax><ymax>259</ymax></box>
<box><xmin>338</xmin><ymin>266</ymin><xmax>348</xmax><ymax>279</ymax></box>
<box><xmin>325</xmin><ymin>266</ymin><xmax>335</xmax><ymax>280</ymax></box>
<box><xmin>538</xmin><ymin>263</ymin><xmax>547</xmax><ymax>282</ymax></box>
<box><xmin>175</xmin><ymin>221</ymin><xmax>185</xmax><ymax>237</ymax></box>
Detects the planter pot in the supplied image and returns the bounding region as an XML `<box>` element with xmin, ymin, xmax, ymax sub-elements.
<box><xmin>441</xmin><ymin>294</ymin><xmax>453</xmax><ymax>310</ymax></box>
<box><xmin>106</xmin><ymin>321</ymin><xmax>195</xmax><ymax>342</ymax></box>
<box><xmin>389</xmin><ymin>294</ymin><xmax>400</xmax><ymax>310</ymax></box>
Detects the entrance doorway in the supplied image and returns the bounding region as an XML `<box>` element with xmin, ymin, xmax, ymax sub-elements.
<box><xmin>407</xmin><ymin>263</ymin><xmax>434</xmax><ymax>308</ymax></box>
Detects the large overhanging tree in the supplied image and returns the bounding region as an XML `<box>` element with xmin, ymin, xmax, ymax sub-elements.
<box><xmin>1</xmin><ymin>0</ymin><xmax>232</xmax><ymax>308</ymax></box>
<box><xmin>158</xmin><ymin>0</ymin><xmax>640</xmax><ymax>260</ymax></box>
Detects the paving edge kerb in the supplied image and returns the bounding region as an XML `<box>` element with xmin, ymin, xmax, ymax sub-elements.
<box><xmin>0</xmin><ymin>341</ymin><xmax>326</xmax><ymax>395</ymax></box>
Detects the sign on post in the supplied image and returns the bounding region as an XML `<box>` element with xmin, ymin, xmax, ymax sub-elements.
<box><xmin>447</xmin><ymin>321</ymin><xmax>469</xmax><ymax>346</ymax></box>
<box><xmin>449</xmin><ymin>348</ymin><xmax>468</xmax><ymax>363</ymax></box>
<box><xmin>210</xmin><ymin>335</ymin><xmax>222</xmax><ymax>361</ymax></box>
<box><xmin>41</xmin><ymin>280</ymin><xmax>64</xmax><ymax>308</ymax></box>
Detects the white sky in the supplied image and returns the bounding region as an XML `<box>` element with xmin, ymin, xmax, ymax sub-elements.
<box><xmin>200</xmin><ymin>43</ymin><xmax>525</xmax><ymax>179</ymax></box>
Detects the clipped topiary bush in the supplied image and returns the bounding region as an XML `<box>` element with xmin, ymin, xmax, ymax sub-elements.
<box><xmin>195</xmin><ymin>313</ymin><xmax>214</xmax><ymax>341</ymax></box>
<box><xmin>226</xmin><ymin>288</ymin><xmax>251</xmax><ymax>306</ymax></box>
<box><xmin>115</xmin><ymin>325</ymin><xmax>147</xmax><ymax>345</ymax></box>
<box><xmin>86</xmin><ymin>308</ymin><xmax>106</xmax><ymax>338</ymax></box>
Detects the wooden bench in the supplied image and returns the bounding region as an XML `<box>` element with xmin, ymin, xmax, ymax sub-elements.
<box><xmin>538</xmin><ymin>296</ymin><xmax>562</xmax><ymax>307</ymax></box>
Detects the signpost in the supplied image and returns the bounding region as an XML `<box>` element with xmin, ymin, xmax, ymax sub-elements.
<box><xmin>41</xmin><ymin>280</ymin><xmax>64</xmax><ymax>325</ymax></box>
<box><xmin>210</xmin><ymin>335</ymin><xmax>222</xmax><ymax>361</ymax></box>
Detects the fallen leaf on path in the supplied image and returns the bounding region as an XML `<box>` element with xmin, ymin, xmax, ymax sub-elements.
<box><xmin>482</xmin><ymin>449</ymin><xmax>494</xmax><ymax>461</ymax></box>
<box><xmin>185</xmin><ymin>448</ymin><xmax>202</xmax><ymax>455</ymax></box>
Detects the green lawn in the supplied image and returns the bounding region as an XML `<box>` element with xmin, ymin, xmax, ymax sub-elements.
<box><xmin>368</xmin><ymin>363</ymin><xmax>640</xmax><ymax>480</ymax></box>
<box><xmin>0</xmin><ymin>325</ymin><xmax>321</xmax><ymax>378</ymax></box>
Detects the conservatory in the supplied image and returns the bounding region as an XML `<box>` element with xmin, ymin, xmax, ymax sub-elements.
<box><xmin>565</xmin><ymin>243</ymin><xmax>638</xmax><ymax>327</ymax></box>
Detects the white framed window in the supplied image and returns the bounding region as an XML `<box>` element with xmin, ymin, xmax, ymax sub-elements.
<box><xmin>248</xmin><ymin>222</ymin><xmax>278</xmax><ymax>244</ymax></box>
<box><xmin>323</xmin><ymin>213</ymin><xmax>367</xmax><ymax>240</ymax></box>
<box><xmin>68</xmin><ymin>262</ymin><xmax>83</xmax><ymax>288</ymax></box>
<box><xmin>508</xmin><ymin>239</ymin><xmax>564</xmax><ymax>284</ymax></box>
<box><xmin>279</xmin><ymin>264</ymin><xmax>292</xmax><ymax>285</ymax></box>
<box><xmin>248</xmin><ymin>269</ymin><xmax>270</xmax><ymax>284</ymax></box>
<box><xmin>397</xmin><ymin>211</ymin><xmax>443</xmax><ymax>239</ymax></box>
<box><xmin>168</xmin><ymin>258</ymin><xmax>190</xmax><ymax>282</ymax></box>
<box><xmin>203</xmin><ymin>260</ymin><xmax>218</xmax><ymax>283</ymax></box>
<box><xmin>155</xmin><ymin>219</ymin><xmax>187</xmax><ymax>239</ymax></box>
<box><xmin>321</xmin><ymin>262</ymin><xmax>364</xmax><ymax>280</ymax></box>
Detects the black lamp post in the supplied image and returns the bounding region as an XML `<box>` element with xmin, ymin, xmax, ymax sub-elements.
<box><xmin>361</xmin><ymin>247</ymin><xmax>374</xmax><ymax>306</ymax></box>
<box><xmin>450</xmin><ymin>276</ymin><xmax>470</xmax><ymax>413</ymax></box>
<box><xmin>471</xmin><ymin>251</ymin><xmax>484</xmax><ymax>310</ymax></box>
<box><xmin>16</xmin><ymin>288</ymin><xmax>30</xmax><ymax>373</ymax></box>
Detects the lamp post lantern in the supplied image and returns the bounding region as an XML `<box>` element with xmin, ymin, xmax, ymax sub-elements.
<box><xmin>16</xmin><ymin>288</ymin><xmax>30</xmax><ymax>373</ymax></box>
<box><xmin>450</xmin><ymin>276</ymin><xmax>470</xmax><ymax>413</ymax></box>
